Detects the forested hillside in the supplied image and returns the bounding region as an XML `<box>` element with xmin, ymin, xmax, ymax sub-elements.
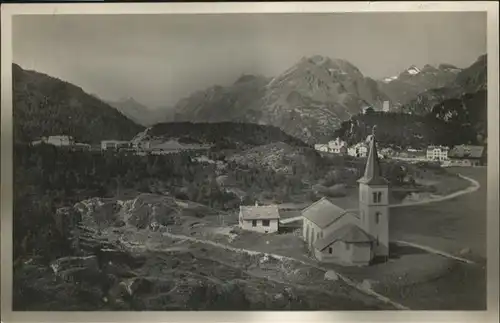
<box><xmin>333</xmin><ymin>112</ymin><xmax>456</xmax><ymax>149</ymax></box>
<box><xmin>147</xmin><ymin>122</ymin><xmax>311</xmax><ymax>150</ymax></box>
<box><xmin>13</xmin><ymin>64</ymin><xmax>143</xmax><ymax>143</ymax></box>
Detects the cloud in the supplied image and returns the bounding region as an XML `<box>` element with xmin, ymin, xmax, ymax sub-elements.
<box><xmin>12</xmin><ymin>12</ymin><xmax>486</xmax><ymax>108</ymax></box>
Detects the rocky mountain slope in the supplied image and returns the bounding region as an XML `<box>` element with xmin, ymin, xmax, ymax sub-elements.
<box><xmin>334</xmin><ymin>88</ymin><xmax>487</xmax><ymax>149</ymax></box>
<box><xmin>171</xmin><ymin>56</ymin><xmax>389</xmax><ymax>144</ymax></box>
<box><xmin>107</xmin><ymin>97</ymin><xmax>166</xmax><ymax>127</ymax></box>
<box><xmin>172</xmin><ymin>74</ymin><xmax>270</xmax><ymax>123</ymax></box>
<box><xmin>331</xmin><ymin>55</ymin><xmax>488</xmax><ymax>148</ymax></box>
<box><xmin>377</xmin><ymin>64</ymin><xmax>462</xmax><ymax>107</ymax></box>
<box><xmin>402</xmin><ymin>54</ymin><xmax>487</xmax><ymax>116</ymax></box>
<box><xmin>12</xmin><ymin>64</ymin><xmax>144</xmax><ymax>143</ymax></box>
<box><xmin>333</xmin><ymin>112</ymin><xmax>452</xmax><ymax>150</ymax></box>
<box><xmin>429</xmin><ymin>90</ymin><xmax>487</xmax><ymax>145</ymax></box>
<box><xmin>13</xmin><ymin>194</ymin><xmax>390</xmax><ymax>310</ymax></box>
<box><xmin>227</xmin><ymin>142</ymin><xmax>322</xmax><ymax>175</ymax></box>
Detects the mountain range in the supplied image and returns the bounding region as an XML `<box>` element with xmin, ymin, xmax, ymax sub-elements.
<box><xmin>12</xmin><ymin>53</ymin><xmax>487</xmax><ymax>146</ymax></box>
<box><xmin>377</xmin><ymin>63</ymin><xmax>463</xmax><ymax>107</ymax></box>
<box><xmin>169</xmin><ymin>54</ymin><xmax>486</xmax><ymax>144</ymax></box>
<box><xmin>335</xmin><ymin>54</ymin><xmax>488</xmax><ymax>148</ymax></box>
<box><xmin>171</xmin><ymin>56</ymin><xmax>390</xmax><ymax>144</ymax></box>
<box><xmin>402</xmin><ymin>54</ymin><xmax>487</xmax><ymax>115</ymax></box>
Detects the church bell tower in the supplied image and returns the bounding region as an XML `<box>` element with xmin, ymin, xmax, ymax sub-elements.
<box><xmin>358</xmin><ymin>126</ymin><xmax>390</xmax><ymax>258</ymax></box>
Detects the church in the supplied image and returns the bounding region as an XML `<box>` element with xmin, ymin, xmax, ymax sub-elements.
<box><xmin>302</xmin><ymin>127</ymin><xmax>390</xmax><ymax>266</ymax></box>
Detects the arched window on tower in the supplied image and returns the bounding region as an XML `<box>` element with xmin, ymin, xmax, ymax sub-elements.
<box><xmin>373</xmin><ymin>191</ymin><xmax>383</xmax><ymax>203</ymax></box>
<box><xmin>375</xmin><ymin>212</ymin><xmax>380</xmax><ymax>224</ymax></box>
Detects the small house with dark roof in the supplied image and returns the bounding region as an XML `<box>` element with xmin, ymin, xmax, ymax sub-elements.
<box><xmin>302</xmin><ymin>126</ymin><xmax>390</xmax><ymax>266</ymax></box>
<box><xmin>239</xmin><ymin>203</ymin><xmax>280</xmax><ymax>234</ymax></box>
<box><xmin>448</xmin><ymin>145</ymin><xmax>486</xmax><ymax>167</ymax></box>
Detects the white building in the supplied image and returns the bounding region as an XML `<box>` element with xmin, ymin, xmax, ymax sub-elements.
<box><xmin>348</xmin><ymin>143</ymin><xmax>369</xmax><ymax>158</ymax></box>
<box><xmin>101</xmin><ymin>140</ymin><xmax>130</xmax><ymax>150</ymax></box>
<box><xmin>32</xmin><ymin>135</ymin><xmax>75</xmax><ymax>147</ymax></box>
<box><xmin>328</xmin><ymin>138</ymin><xmax>348</xmax><ymax>154</ymax></box>
<box><xmin>426</xmin><ymin>145</ymin><xmax>450</xmax><ymax>161</ymax></box>
<box><xmin>47</xmin><ymin>135</ymin><xmax>75</xmax><ymax>146</ymax></box>
<box><xmin>239</xmin><ymin>203</ymin><xmax>280</xmax><ymax>234</ymax></box>
<box><xmin>302</xmin><ymin>128</ymin><xmax>390</xmax><ymax>266</ymax></box>
<box><xmin>382</xmin><ymin>101</ymin><xmax>390</xmax><ymax>113</ymax></box>
<box><xmin>314</xmin><ymin>144</ymin><xmax>329</xmax><ymax>153</ymax></box>
<box><xmin>448</xmin><ymin>145</ymin><xmax>486</xmax><ymax>167</ymax></box>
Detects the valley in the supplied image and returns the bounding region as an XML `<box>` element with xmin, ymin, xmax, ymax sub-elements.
<box><xmin>12</xmin><ymin>138</ymin><xmax>481</xmax><ymax>310</ymax></box>
<box><xmin>11</xmin><ymin>51</ymin><xmax>489</xmax><ymax>312</ymax></box>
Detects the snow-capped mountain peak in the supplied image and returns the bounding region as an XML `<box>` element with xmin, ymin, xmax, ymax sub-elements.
<box><xmin>382</xmin><ymin>75</ymin><xmax>399</xmax><ymax>83</ymax></box>
<box><xmin>406</xmin><ymin>65</ymin><xmax>421</xmax><ymax>75</ymax></box>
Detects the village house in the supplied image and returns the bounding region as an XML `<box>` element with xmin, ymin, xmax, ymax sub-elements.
<box><xmin>328</xmin><ymin>138</ymin><xmax>348</xmax><ymax>155</ymax></box>
<box><xmin>426</xmin><ymin>145</ymin><xmax>450</xmax><ymax>161</ymax></box>
<box><xmin>382</xmin><ymin>101</ymin><xmax>390</xmax><ymax>113</ymax></box>
<box><xmin>314</xmin><ymin>144</ymin><xmax>329</xmax><ymax>153</ymax></box>
<box><xmin>47</xmin><ymin>135</ymin><xmax>75</xmax><ymax>146</ymax></box>
<box><xmin>448</xmin><ymin>145</ymin><xmax>486</xmax><ymax>167</ymax></box>
<box><xmin>239</xmin><ymin>203</ymin><xmax>280</xmax><ymax>234</ymax></box>
<box><xmin>101</xmin><ymin>140</ymin><xmax>131</xmax><ymax>151</ymax></box>
<box><xmin>32</xmin><ymin>135</ymin><xmax>75</xmax><ymax>147</ymax></box>
<box><xmin>347</xmin><ymin>142</ymin><xmax>369</xmax><ymax>158</ymax></box>
<box><xmin>302</xmin><ymin>127</ymin><xmax>390</xmax><ymax>266</ymax></box>
<box><xmin>71</xmin><ymin>143</ymin><xmax>91</xmax><ymax>151</ymax></box>
<box><xmin>314</xmin><ymin>139</ymin><xmax>347</xmax><ymax>155</ymax></box>
<box><xmin>379</xmin><ymin>147</ymin><xmax>395</xmax><ymax>158</ymax></box>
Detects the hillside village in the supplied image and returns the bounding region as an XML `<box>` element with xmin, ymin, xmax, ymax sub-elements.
<box><xmin>31</xmin><ymin>129</ymin><xmax>486</xmax><ymax>169</ymax></box>
<box><xmin>314</xmin><ymin>137</ymin><xmax>486</xmax><ymax>167</ymax></box>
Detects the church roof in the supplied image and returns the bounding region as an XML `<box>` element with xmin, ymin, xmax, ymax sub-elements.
<box><xmin>313</xmin><ymin>223</ymin><xmax>373</xmax><ymax>251</ymax></box>
<box><xmin>357</xmin><ymin>126</ymin><xmax>389</xmax><ymax>186</ymax></box>
<box><xmin>239</xmin><ymin>205</ymin><xmax>280</xmax><ymax>220</ymax></box>
<box><xmin>302</xmin><ymin>197</ymin><xmax>356</xmax><ymax>229</ymax></box>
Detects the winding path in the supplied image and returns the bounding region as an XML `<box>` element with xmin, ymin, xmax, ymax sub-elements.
<box><xmin>393</xmin><ymin>240</ymin><xmax>475</xmax><ymax>264</ymax></box>
<box><xmin>118</xmin><ymin>172</ymin><xmax>480</xmax><ymax>310</ymax></box>
<box><xmin>280</xmin><ymin>174</ymin><xmax>480</xmax><ymax>224</ymax></box>
<box><xmin>159</xmin><ymin>231</ymin><xmax>410</xmax><ymax>310</ymax></box>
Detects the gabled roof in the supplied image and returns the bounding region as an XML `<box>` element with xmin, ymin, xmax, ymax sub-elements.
<box><xmin>302</xmin><ymin>197</ymin><xmax>355</xmax><ymax>229</ymax></box>
<box><xmin>48</xmin><ymin>135</ymin><xmax>73</xmax><ymax>140</ymax></box>
<box><xmin>350</xmin><ymin>142</ymin><xmax>368</xmax><ymax>149</ymax></box>
<box><xmin>357</xmin><ymin>126</ymin><xmax>389</xmax><ymax>186</ymax></box>
<box><xmin>427</xmin><ymin>145</ymin><xmax>449</xmax><ymax>150</ymax></box>
<box><xmin>448</xmin><ymin>145</ymin><xmax>485</xmax><ymax>159</ymax></box>
<box><xmin>240</xmin><ymin>205</ymin><xmax>280</xmax><ymax>220</ymax></box>
<box><xmin>313</xmin><ymin>223</ymin><xmax>372</xmax><ymax>251</ymax></box>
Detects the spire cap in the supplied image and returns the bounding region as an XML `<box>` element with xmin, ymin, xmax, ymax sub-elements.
<box><xmin>357</xmin><ymin>126</ymin><xmax>389</xmax><ymax>186</ymax></box>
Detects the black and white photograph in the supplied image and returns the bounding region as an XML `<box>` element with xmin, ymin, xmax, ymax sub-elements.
<box><xmin>1</xmin><ymin>2</ymin><xmax>499</xmax><ymax>321</ymax></box>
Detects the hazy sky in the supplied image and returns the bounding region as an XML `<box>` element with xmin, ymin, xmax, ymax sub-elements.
<box><xmin>13</xmin><ymin>12</ymin><xmax>486</xmax><ymax>108</ymax></box>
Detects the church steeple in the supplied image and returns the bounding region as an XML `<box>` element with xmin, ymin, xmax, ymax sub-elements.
<box><xmin>357</xmin><ymin>125</ymin><xmax>390</xmax><ymax>259</ymax></box>
<box><xmin>358</xmin><ymin>126</ymin><xmax>388</xmax><ymax>185</ymax></box>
